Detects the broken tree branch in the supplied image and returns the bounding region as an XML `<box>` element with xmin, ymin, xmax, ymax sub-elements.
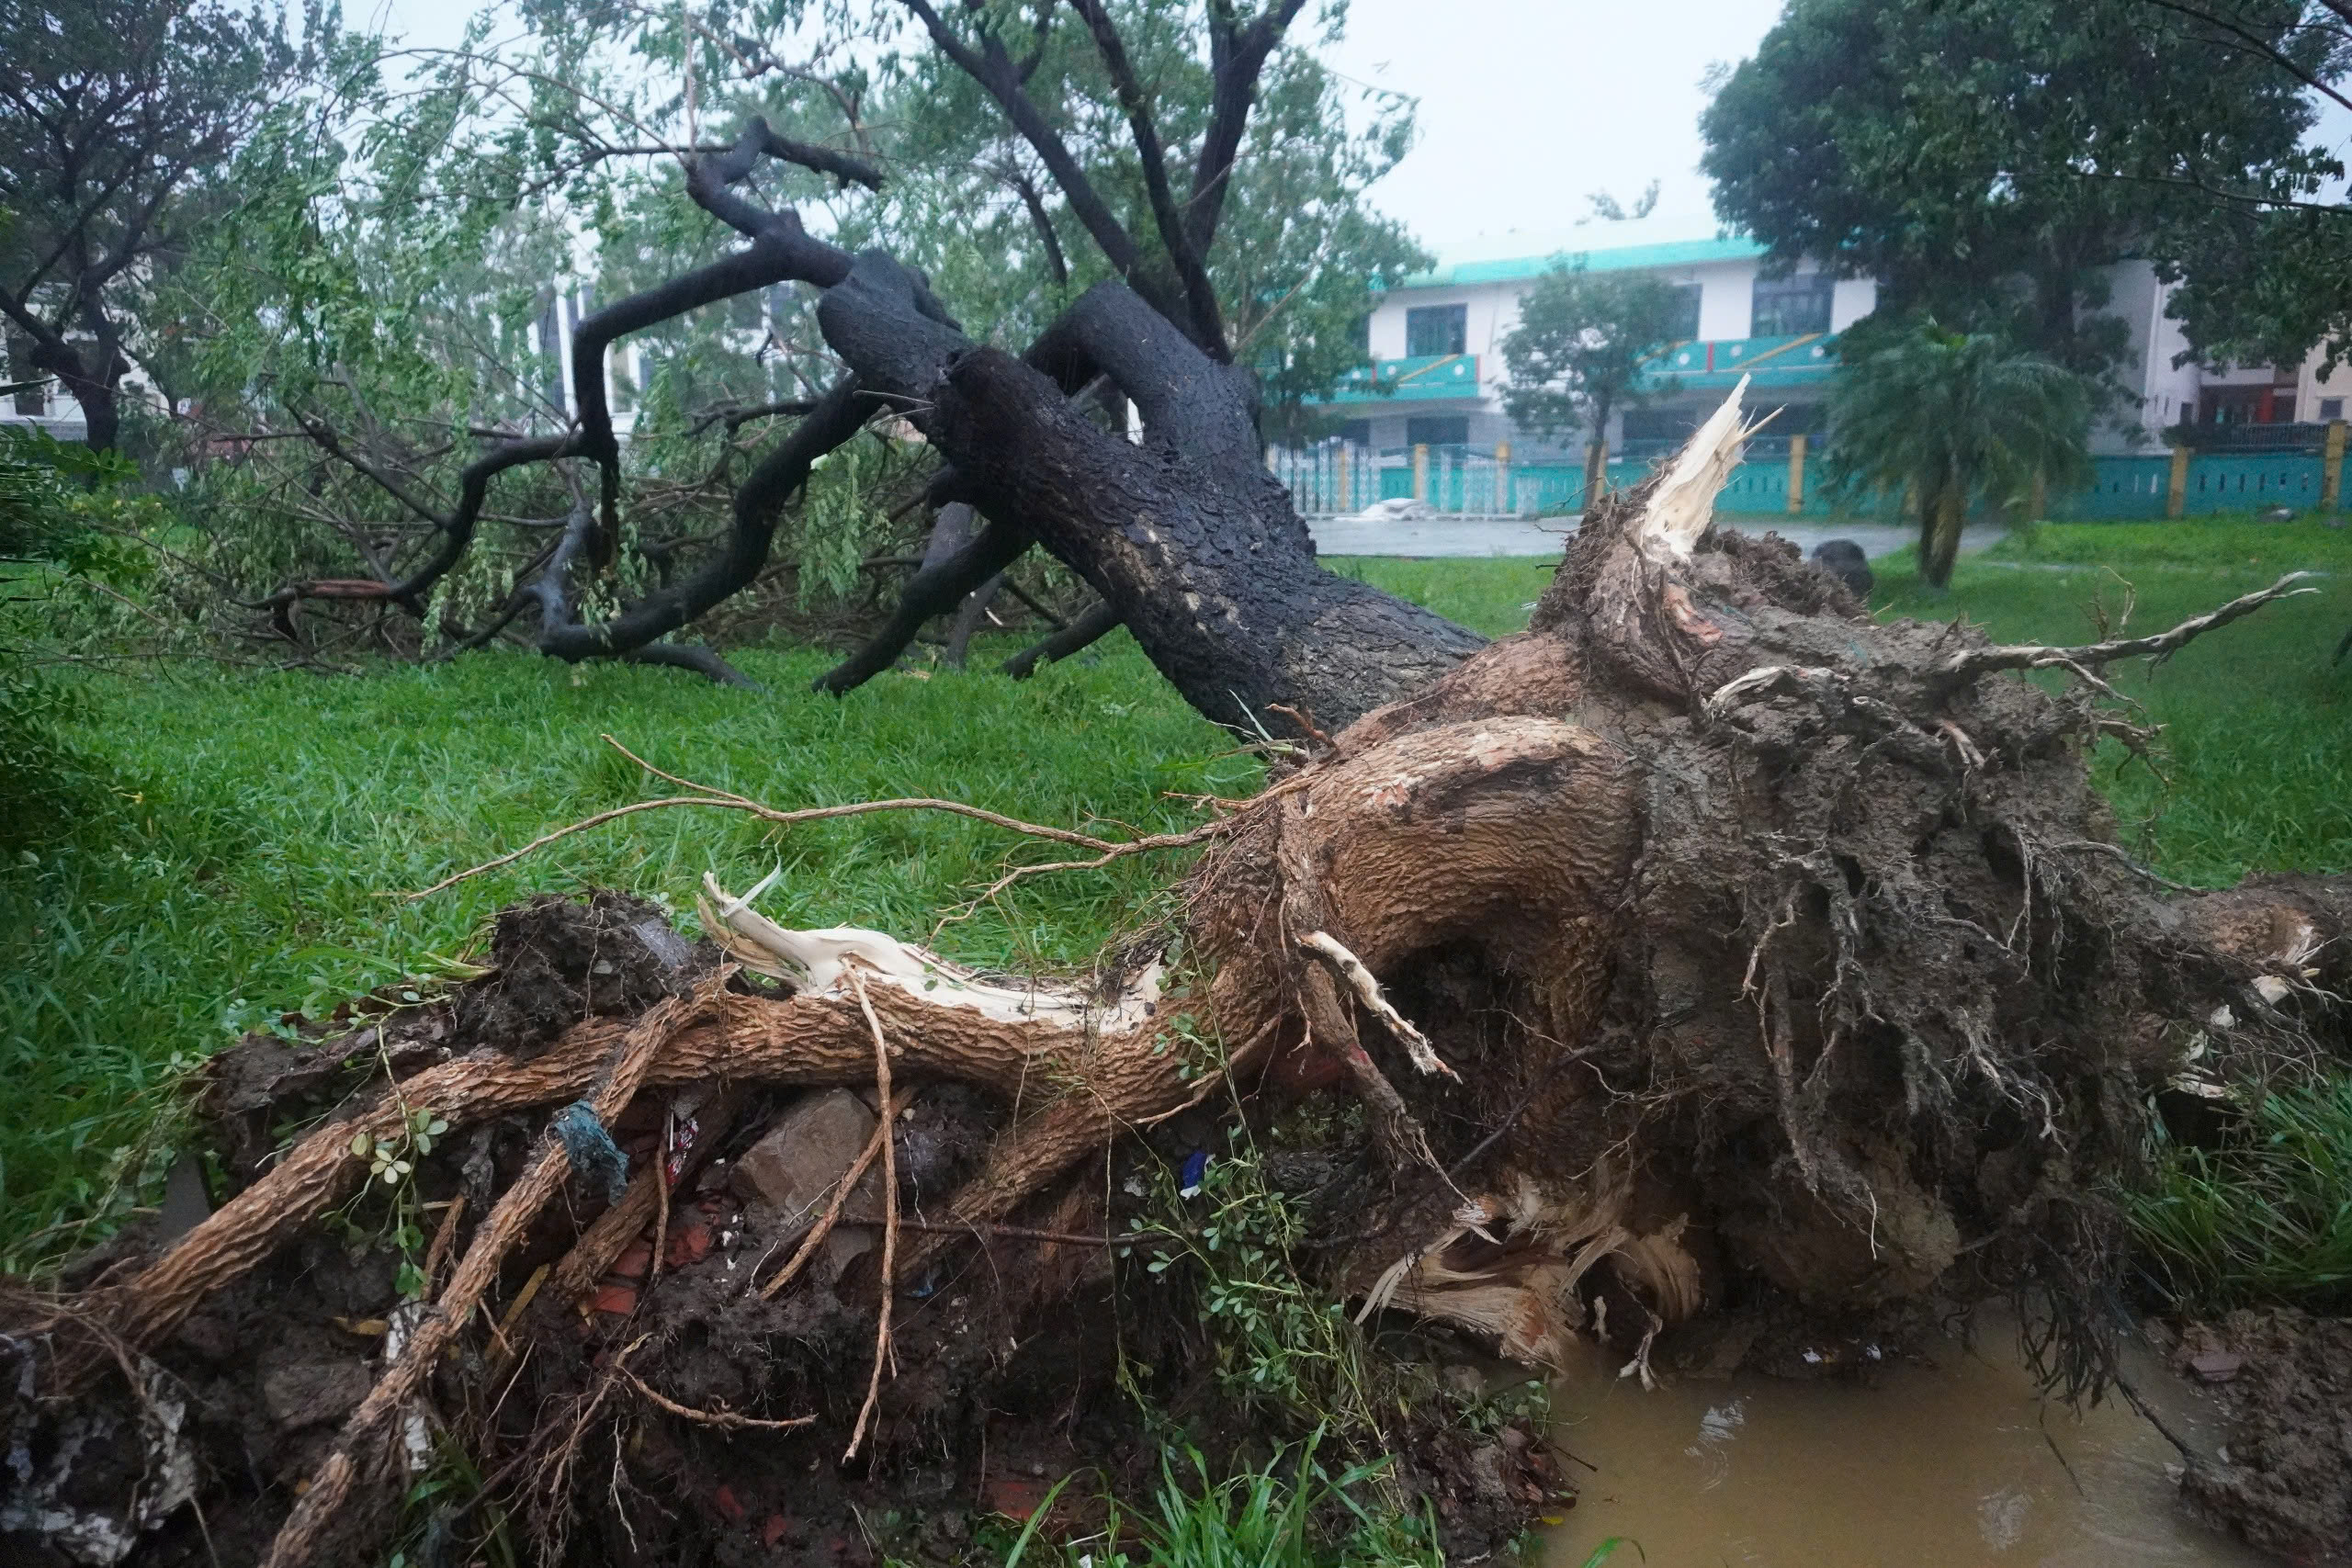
<box><xmin>1935</xmin><ymin>573</ymin><xmax>2316</xmax><ymax>687</ymax></box>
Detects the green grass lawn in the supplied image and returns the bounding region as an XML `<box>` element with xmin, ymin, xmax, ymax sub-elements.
<box><xmin>4</xmin><ymin>536</ymin><xmax>2347</xmax><ymax>1264</ymax></box>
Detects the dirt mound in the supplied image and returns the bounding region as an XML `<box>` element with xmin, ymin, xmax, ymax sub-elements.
<box><xmin>453</xmin><ymin>888</ymin><xmax>708</xmax><ymax>1053</ymax></box>
<box><xmin>2179</xmin><ymin>1311</ymin><xmax>2352</xmax><ymax>1563</ymax></box>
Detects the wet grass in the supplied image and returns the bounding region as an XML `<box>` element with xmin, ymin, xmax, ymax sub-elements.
<box><xmin>1323</xmin><ymin>553</ymin><xmax>1558</xmax><ymax>638</ymax></box>
<box><xmin>2123</xmin><ymin>1077</ymin><xmax>2352</xmax><ymax>1314</ymax></box>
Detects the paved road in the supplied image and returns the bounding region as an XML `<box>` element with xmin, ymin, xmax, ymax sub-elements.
<box><xmin>1307</xmin><ymin>513</ymin><xmax>2007</xmax><ymax>561</ymax></box>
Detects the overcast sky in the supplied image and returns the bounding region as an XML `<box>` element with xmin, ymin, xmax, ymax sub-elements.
<box><xmin>365</xmin><ymin>0</ymin><xmax>1781</xmax><ymax>249</ymax></box>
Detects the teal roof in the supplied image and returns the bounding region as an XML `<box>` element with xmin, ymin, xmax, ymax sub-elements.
<box><xmin>1401</xmin><ymin>234</ymin><xmax>1764</xmax><ymax>290</ymax></box>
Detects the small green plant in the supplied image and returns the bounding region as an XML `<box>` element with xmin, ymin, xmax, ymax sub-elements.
<box><xmin>351</xmin><ymin>1103</ymin><xmax>450</xmax><ymax>1186</ymax></box>
<box><xmin>2123</xmin><ymin>1076</ymin><xmax>2352</xmax><ymax>1312</ymax></box>
<box><xmin>388</xmin><ymin>1432</ymin><xmax>521</xmax><ymax>1568</ymax></box>
<box><xmin>331</xmin><ymin>1061</ymin><xmax>451</xmax><ymax>1299</ymax></box>
<box><xmin>1139</xmin><ymin>1123</ymin><xmax>1379</xmax><ymax>1437</ymax></box>
<box><xmin>1136</xmin><ymin>1436</ymin><xmax>1440</xmax><ymax>1568</ymax></box>
<box><xmin>995</xmin><ymin>1436</ymin><xmax>1443</xmax><ymax>1568</ymax></box>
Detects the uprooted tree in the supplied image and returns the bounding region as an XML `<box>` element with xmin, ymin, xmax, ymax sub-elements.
<box><xmin>10</xmin><ymin>363</ymin><xmax>2351</xmax><ymax>1562</ymax></box>
<box><xmin>12</xmin><ymin>13</ymin><xmax>2352</xmax><ymax>1568</ymax></box>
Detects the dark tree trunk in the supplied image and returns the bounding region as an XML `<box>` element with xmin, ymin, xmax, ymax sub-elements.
<box><xmin>814</xmin><ymin>267</ymin><xmax>1485</xmax><ymax>733</ymax></box>
<box><xmin>32</xmin><ymin>337</ymin><xmax>119</xmax><ymax>457</ymax></box>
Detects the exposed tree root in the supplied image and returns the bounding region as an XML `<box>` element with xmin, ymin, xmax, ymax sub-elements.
<box><xmin>258</xmin><ymin>990</ymin><xmax>703</xmax><ymax>1568</ymax></box>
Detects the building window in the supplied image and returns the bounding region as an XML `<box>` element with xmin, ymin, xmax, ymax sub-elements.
<box><xmin>1750</xmin><ymin>274</ymin><xmax>1833</xmax><ymax>336</ymax></box>
<box><xmin>1406</xmin><ymin>304</ymin><xmax>1467</xmax><ymax>357</ymax></box>
<box><xmin>1340</xmin><ymin>420</ymin><xmax>1372</xmax><ymax>448</ymax></box>
<box><xmin>1666</xmin><ymin>283</ymin><xmax>1702</xmax><ymax>343</ymax></box>
<box><xmin>1407</xmin><ymin>416</ymin><xmax>1469</xmax><ymax>448</ymax></box>
<box><xmin>2324</xmin><ymin>398</ymin><xmax>2346</xmax><ymax>422</ymax></box>
<box><xmin>1622</xmin><ymin>408</ymin><xmax>1700</xmax><ymax>445</ymax></box>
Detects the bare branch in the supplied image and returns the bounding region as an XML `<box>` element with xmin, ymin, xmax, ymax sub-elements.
<box><xmin>1934</xmin><ymin>572</ymin><xmax>2318</xmax><ymax>687</ymax></box>
<box><xmin>1003</xmin><ymin>596</ymin><xmax>1120</xmax><ymax>678</ymax></box>
<box><xmin>1067</xmin><ymin>0</ymin><xmax>1226</xmax><ymax>349</ymax></box>
<box><xmin>408</xmin><ymin>734</ymin><xmax>1228</xmax><ymax>899</ymax></box>
<box><xmin>812</xmin><ymin>513</ymin><xmax>1034</xmax><ymax>694</ymax></box>
<box><xmin>2129</xmin><ymin>0</ymin><xmax>2352</xmax><ymax>116</ymax></box>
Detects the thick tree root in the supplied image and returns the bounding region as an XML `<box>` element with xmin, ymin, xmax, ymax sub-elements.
<box><xmin>261</xmin><ymin>991</ymin><xmax>699</xmax><ymax>1568</ymax></box>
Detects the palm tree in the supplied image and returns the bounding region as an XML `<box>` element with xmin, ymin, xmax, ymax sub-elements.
<box><xmin>1825</xmin><ymin>320</ymin><xmax>2091</xmax><ymax>589</ymax></box>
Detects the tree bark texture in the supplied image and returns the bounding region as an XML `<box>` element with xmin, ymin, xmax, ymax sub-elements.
<box><xmin>812</xmin><ymin>265</ymin><xmax>1485</xmax><ymax>730</ymax></box>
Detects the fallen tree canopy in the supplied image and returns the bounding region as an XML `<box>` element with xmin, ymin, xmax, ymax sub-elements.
<box><xmin>7</xmin><ymin>394</ymin><xmax>2351</xmax><ymax>1566</ymax></box>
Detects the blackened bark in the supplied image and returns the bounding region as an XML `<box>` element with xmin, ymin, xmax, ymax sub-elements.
<box><xmin>814</xmin><ymin>268</ymin><xmax>1484</xmax><ymax>731</ymax></box>
<box><xmin>303</xmin><ymin>116</ymin><xmax>1483</xmax><ymax>726</ymax></box>
<box><xmin>813</xmin><ymin>516</ymin><xmax>1034</xmax><ymax>693</ymax></box>
<box><xmin>943</xmin><ymin>572</ymin><xmax>1006</xmax><ymax>668</ymax></box>
<box><xmin>920</xmin><ymin>502</ymin><xmax>978</xmax><ymax>569</ymax></box>
<box><xmin>621</xmin><ymin>642</ymin><xmax>762</xmax><ymax>688</ymax></box>
<box><xmin>539</xmin><ymin>378</ymin><xmax>871</xmax><ymax>662</ymax></box>
<box><xmin>1004</xmin><ymin>597</ymin><xmax>1121</xmax><ymax>679</ymax></box>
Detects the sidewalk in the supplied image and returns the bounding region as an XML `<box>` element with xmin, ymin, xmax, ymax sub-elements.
<box><xmin>1306</xmin><ymin>513</ymin><xmax>2005</xmax><ymax>561</ymax></box>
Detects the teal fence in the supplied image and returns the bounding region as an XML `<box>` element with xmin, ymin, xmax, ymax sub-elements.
<box><xmin>2177</xmin><ymin>453</ymin><xmax>2325</xmax><ymax>515</ymax></box>
<box><xmin>2052</xmin><ymin>457</ymin><xmax>2173</xmax><ymax>521</ymax></box>
<box><xmin>1274</xmin><ymin>445</ymin><xmax>2337</xmax><ymax>522</ymax></box>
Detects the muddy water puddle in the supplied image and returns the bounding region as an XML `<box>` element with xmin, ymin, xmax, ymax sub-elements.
<box><xmin>1543</xmin><ymin>1319</ymin><xmax>2265</xmax><ymax>1568</ymax></box>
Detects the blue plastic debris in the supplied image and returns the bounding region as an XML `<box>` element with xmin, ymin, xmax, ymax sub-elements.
<box><xmin>552</xmin><ymin>1100</ymin><xmax>630</xmax><ymax>1205</ymax></box>
<box><xmin>1179</xmin><ymin>1147</ymin><xmax>1209</xmax><ymax>1198</ymax></box>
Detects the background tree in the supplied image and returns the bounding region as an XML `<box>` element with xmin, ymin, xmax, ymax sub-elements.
<box><xmin>141</xmin><ymin>0</ymin><xmax>1434</xmax><ymax>688</ymax></box>
<box><xmin>1825</xmin><ymin>319</ymin><xmax>2091</xmax><ymax>588</ymax></box>
<box><xmin>1500</xmin><ymin>262</ymin><xmax>1688</xmax><ymax>511</ymax></box>
<box><xmin>2113</xmin><ymin>0</ymin><xmax>2352</xmax><ymax>372</ymax></box>
<box><xmin>1700</xmin><ymin>0</ymin><xmax>2344</xmax><ymax>416</ymax></box>
<box><xmin>0</xmin><ymin>0</ymin><xmax>311</xmax><ymax>455</ymax></box>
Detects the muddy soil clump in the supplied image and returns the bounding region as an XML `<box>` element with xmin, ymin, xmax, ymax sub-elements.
<box><xmin>2178</xmin><ymin>1311</ymin><xmax>2352</xmax><ymax>1563</ymax></box>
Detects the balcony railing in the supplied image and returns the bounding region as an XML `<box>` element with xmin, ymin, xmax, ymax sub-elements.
<box><xmin>1638</xmin><ymin>333</ymin><xmax>1839</xmax><ymax>392</ymax></box>
<box><xmin>2175</xmin><ymin>421</ymin><xmax>2336</xmax><ymax>455</ymax></box>
<box><xmin>1319</xmin><ymin>353</ymin><xmax>1481</xmax><ymax>404</ymax></box>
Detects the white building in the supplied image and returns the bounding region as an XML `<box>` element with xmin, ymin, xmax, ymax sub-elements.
<box><xmin>2</xmin><ymin>371</ymin><xmax>92</xmax><ymax>444</ymax></box>
<box><xmin>1317</xmin><ymin>216</ymin><xmax>2350</xmax><ymax>461</ymax></box>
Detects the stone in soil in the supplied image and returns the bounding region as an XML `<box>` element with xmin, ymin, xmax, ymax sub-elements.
<box><xmin>730</xmin><ymin>1089</ymin><xmax>884</xmax><ymax>1283</ymax></box>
